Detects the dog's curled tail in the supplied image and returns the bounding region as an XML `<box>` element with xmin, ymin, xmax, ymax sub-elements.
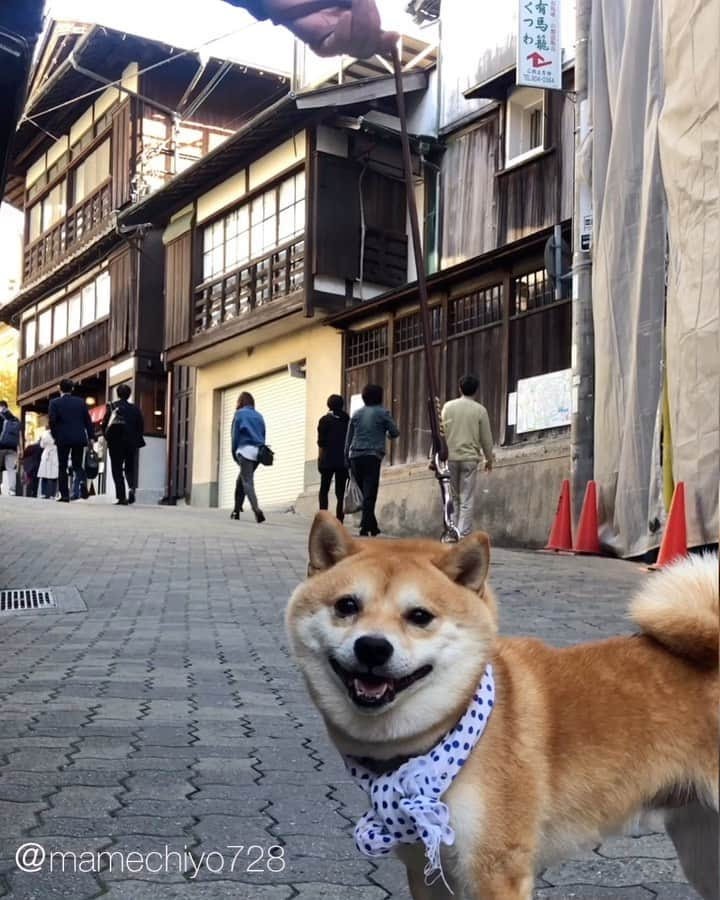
<box><xmin>630</xmin><ymin>553</ymin><xmax>718</xmax><ymax>666</ymax></box>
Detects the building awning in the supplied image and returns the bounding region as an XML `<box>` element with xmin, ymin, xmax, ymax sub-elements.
<box><xmin>463</xmin><ymin>66</ymin><xmax>516</xmax><ymax>102</ymax></box>
<box><xmin>326</xmin><ymin>226</ymin><xmax>563</xmax><ymax>328</ymax></box>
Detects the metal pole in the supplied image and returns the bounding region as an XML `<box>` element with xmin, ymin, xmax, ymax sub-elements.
<box><xmin>570</xmin><ymin>0</ymin><xmax>594</xmax><ymax>527</ymax></box>
<box><xmin>390</xmin><ymin>46</ymin><xmax>459</xmax><ymax>543</ymax></box>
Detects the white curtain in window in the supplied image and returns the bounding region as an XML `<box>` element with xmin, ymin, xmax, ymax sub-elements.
<box><xmin>96</xmin><ymin>272</ymin><xmax>111</xmax><ymax>318</ymax></box>
<box><xmin>68</xmin><ymin>294</ymin><xmax>81</xmax><ymax>333</ymax></box>
<box><xmin>38</xmin><ymin>309</ymin><xmax>52</xmax><ymax>348</ymax></box>
<box><xmin>74</xmin><ymin>140</ymin><xmax>110</xmax><ymax>204</ymax></box>
<box><xmin>53</xmin><ymin>301</ymin><xmax>68</xmax><ymax>342</ymax></box>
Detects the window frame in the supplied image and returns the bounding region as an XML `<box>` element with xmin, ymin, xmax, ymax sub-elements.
<box><xmin>199</xmin><ymin>167</ymin><xmax>306</xmax><ymax>286</ymax></box>
<box><xmin>25</xmin><ymin>114</ymin><xmax>114</xmax><ymax>245</ymax></box>
<box><xmin>504</xmin><ymin>86</ymin><xmax>546</xmax><ymax>169</ymax></box>
<box><xmin>71</xmin><ymin>138</ymin><xmax>111</xmax><ymax>208</ymax></box>
<box><xmin>19</xmin><ymin>270</ymin><xmax>112</xmax><ymax>361</ymax></box>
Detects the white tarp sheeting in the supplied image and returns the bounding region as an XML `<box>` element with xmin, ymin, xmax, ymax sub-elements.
<box><xmin>590</xmin><ymin>0</ymin><xmax>719</xmax><ymax>556</ymax></box>
<box><xmin>658</xmin><ymin>0</ymin><xmax>720</xmax><ymax>548</ymax></box>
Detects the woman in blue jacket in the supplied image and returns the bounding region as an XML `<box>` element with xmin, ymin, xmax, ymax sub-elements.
<box><xmin>230</xmin><ymin>392</ymin><xmax>266</xmax><ymax>523</ymax></box>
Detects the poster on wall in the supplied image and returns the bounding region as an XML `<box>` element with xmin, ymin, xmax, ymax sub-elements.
<box><xmin>349</xmin><ymin>393</ymin><xmax>363</xmax><ymax>416</ymax></box>
<box><xmin>516</xmin><ymin>368</ymin><xmax>571</xmax><ymax>433</ymax></box>
<box><xmin>517</xmin><ymin>0</ymin><xmax>562</xmax><ymax>91</ymax></box>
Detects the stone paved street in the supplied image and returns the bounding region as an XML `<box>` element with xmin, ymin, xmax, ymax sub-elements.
<box><xmin>0</xmin><ymin>498</ymin><xmax>697</xmax><ymax>899</ymax></box>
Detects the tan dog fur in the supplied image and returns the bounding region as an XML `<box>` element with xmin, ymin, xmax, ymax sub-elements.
<box><xmin>287</xmin><ymin>513</ymin><xmax>719</xmax><ymax>900</ymax></box>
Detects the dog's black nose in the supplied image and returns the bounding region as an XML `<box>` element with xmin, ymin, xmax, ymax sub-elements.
<box><xmin>354</xmin><ymin>635</ymin><xmax>394</xmax><ymax>668</ymax></box>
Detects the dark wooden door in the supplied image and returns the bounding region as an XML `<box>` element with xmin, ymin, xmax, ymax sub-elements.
<box><xmin>169</xmin><ymin>365</ymin><xmax>195</xmax><ymax>501</ymax></box>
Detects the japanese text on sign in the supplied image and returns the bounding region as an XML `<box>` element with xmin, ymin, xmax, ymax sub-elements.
<box><xmin>517</xmin><ymin>0</ymin><xmax>561</xmax><ymax>90</ymax></box>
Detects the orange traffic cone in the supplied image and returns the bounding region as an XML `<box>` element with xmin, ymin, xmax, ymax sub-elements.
<box><xmin>651</xmin><ymin>482</ymin><xmax>688</xmax><ymax>569</ymax></box>
<box><xmin>573</xmin><ymin>481</ymin><xmax>601</xmax><ymax>554</ymax></box>
<box><xmin>544</xmin><ymin>479</ymin><xmax>573</xmax><ymax>551</ymax></box>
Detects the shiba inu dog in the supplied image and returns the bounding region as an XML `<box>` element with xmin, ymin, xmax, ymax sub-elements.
<box><xmin>286</xmin><ymin>512</ymin><xmax>719</xmax><ymax>900</ymax></box>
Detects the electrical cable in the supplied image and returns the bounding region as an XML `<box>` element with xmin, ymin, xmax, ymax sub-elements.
<box><xmin>21</xmin><ymin>19</ymin><xmax>264</xmax><ymax>123</ymax></box>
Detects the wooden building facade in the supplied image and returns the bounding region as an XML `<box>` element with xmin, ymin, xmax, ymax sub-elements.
<box><xmin>315</xmin><ymin>59</ymin><xmax>577</xmax><ymax>547</ymax></box>
<box><xmin>1</xmin><ymin>19</ymin><xmax>289</xmax><ymax>499</ymax></box>
<box><xmin>117</xmin><ymin>65</ymin><xmax>436</xmax><ymax>508</ymax></box>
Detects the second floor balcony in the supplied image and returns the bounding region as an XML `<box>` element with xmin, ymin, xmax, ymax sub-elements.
<box><xmin>193</xmin><ymin>236</ymin><xmax>304</xmax><ymax>334</ymax></box>
<box><xmin>23</xmin><ymin>179</ymin><xmax>113</xmax><ymax>284</ymax></box>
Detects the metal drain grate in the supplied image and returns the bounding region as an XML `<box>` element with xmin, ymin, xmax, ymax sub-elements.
<box><xmin>0</xmin><ymin>589</ymin><xmax>57</xmax><ymax>614</ymax></box>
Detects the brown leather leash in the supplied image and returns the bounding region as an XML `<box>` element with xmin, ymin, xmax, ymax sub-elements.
<box><xmin>390</xmin><ymin>46</ymin><xmax>459</xmax><ymax>543</ymax></box>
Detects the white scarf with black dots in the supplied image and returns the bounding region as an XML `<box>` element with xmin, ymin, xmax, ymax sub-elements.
<box><xmin>345</xmin><ymin>664</ymin><xmax>495</xmax><ymax>885</ymax></box>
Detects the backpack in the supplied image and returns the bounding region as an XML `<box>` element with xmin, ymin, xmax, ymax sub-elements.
<box><xmin>0</xmin><ymin>416</ymin><xmax>20</xmax><ymax>449</ymax></box>
<box><xmin>105</xmin><ymin>402</ymin><xmax>127</xmax><ymax>438</ymax></box>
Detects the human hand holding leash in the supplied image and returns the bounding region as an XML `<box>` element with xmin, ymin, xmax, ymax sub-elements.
<box><xmin>237</xmin><ymin>0</ymin><xmax>397</xmax><ymax>58</ymax></box>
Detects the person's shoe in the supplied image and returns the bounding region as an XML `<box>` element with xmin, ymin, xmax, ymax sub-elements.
<box><xmin>128</xmin><ymin>491</ymin><xmax>136</xmax><ymax>505</ymax></box>
<box><xmin>57</xmin><ymin>497</ymin><xmax>70</xmax><ymax>503</ymax></box>
<box><xmin>230</xmin><ymin>511</ymin><xmax>239</xmax><ymax>520</ymax></box>
<box><xmin>359</xmin><ymin>530</ymin><xmax>369</xmax><ymax>537</ymax></box>
<box><xmin>255</xmin><ymin>510</ymin><xmax>266</xmax><ymax>524</ymax></box>
<box><xmin>370</xmin><ymin>529</ymin><xmax>382</xmax><ymax>537</ymax></box>
<box><xmin>114</xmin><ymin>500</ymin><xmax>128</xmax><ymax>506</ymax></box>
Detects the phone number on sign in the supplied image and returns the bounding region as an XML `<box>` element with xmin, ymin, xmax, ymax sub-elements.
<box><xmin>15</xmin><ymin>843</ymin><xmax>287</xmax><ymax>878</ymax></box>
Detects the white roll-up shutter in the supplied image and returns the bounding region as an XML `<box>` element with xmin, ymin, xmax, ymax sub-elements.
<box><xmin>219</xmin><ymin>369</ymin><xmax>307</xmax><ymax>510</ymax></box>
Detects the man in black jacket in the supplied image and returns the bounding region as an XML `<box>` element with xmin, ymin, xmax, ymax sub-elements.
<box><xmin>48</xmin><ymin>380</ymin><xmax>94</xmax><ymax>503</ymax></box>
<box><xmin>317</xmin><ymin>394</ymin><xmax>350</xmax><ymax>521</ymax></box>
<box><xmin>102</xmin><ymin>384</ymin><xmax>145</xmax><ymax>506</ymax></box>
<box><xmin>0</xmin><ymin>401</ymin><xmax>22</xmax><ymax>496</ymax></box>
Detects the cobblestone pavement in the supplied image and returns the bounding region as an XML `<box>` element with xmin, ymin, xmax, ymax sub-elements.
<box><xmin>0</xmin><ymin>498</ymin><xmax>697</xmax><ymax>899</ymax></box>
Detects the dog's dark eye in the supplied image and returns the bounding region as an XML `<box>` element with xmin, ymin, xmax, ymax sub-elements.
<box><xmin>406</xmin><ymin>607</ymin><xmax>435</xmax><ymax>627</ymax></box>
<box><xmin>334</xmin><ymin>596</ymin><xmax>360</xmax><ymax>617</ymax></box>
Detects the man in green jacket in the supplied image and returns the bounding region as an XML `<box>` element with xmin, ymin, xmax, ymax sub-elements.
<box><xmin>441</xmin><ymin>375</ymin><xmax>494</xmax><ymax>537</ymax></box>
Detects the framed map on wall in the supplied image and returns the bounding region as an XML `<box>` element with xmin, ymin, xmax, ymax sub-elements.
<box><xmin>516</xmin><ymin>368</ymin><xmax>572</xmax><ymax>434</ymax></box>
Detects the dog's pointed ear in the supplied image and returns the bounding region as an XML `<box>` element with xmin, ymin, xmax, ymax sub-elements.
<box><xmin>435</xmin><ymin>532</ymin><xmax>491</xmax><ymax>593</ymax></box>
<box><xmin>308</xmin><ymin>512</ymin><xmax>357</xmax><ymax>575</ymax></box>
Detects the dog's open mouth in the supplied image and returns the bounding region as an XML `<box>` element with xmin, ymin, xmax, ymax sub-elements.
<box><xmin>329</xmin><ymin>657</ymin><xmax>432</xmax><ymax>708</ymax></box>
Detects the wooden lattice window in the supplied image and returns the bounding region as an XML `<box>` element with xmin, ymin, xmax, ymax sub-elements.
<box><xmin>394</xmin><ymin>307</ymin><xmax>442</xmax><ymax>353</ymax></box>
<box><xmin>448</xmin><ymin>284</ymin><xmax>503</xmax><ymax>336</ymax></box>
<box><xmin>346</xmin><ymin>324</ymin><xmax>388</xmax><ymax>367</ymax></box>
<box><xmin>513</xmin><ymin>268</ymin><xmax>555</xmax><ymax>315</ymax></box>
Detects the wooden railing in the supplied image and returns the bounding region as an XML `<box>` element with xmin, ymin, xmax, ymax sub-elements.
<box><xmin>18</xmin><ymin>319</ymin><xmax>110</xmax><ymax>398</ymax></box>
<box><xmin>23</xmin><ymin>180</ymin><xmax>113</xmax><ymax>283</ymax></box>
<box><xmin>193</xmin><ymin>237</ymin><xmax>304</xmax><ymax>335</ymax></box>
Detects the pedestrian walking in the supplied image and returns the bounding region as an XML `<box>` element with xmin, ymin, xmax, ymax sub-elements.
<box><xmin>87</xmin><ymin>432</ymin><xmax>106</xmax><ymax>496</ymax></box>
<box><xmin>345</xmin><ymin>384</ymin><xmax>399</xmax><ymax>537</ymax></box>
<box><xmin>0</xmin><ymin>400</ymin><xmax>22</xmax><ymax>496</ymax></box>
<box><xmin>48</xmin><ymin>379</ymin><xmax>94</xmax><ymax>503</ymax></box>
<box><xmin>230</xmin><ymin>392</ymin><xmax>266</xmax><ymax>524</ymax></box>
<box><xmin>102</xmin><ymin>384</ymin><xmax>145</xmax><ymax>506</ymax></box>
<box><xmin>21</xmin><ymin>438</ymin><xmax>41</xmax><ymax>497</ymax></box>
<box><xmin>317</xmin><ymin>394</ymin><xmax>350</xmax><ymax>521</ymax></box>
<box><xmin>441</xmin><ymin>374</ymin><xmax>494</xmax><ymax>538</ymax></box>
<box><xmin>37</xmin><ymin>428</ymin><xmax>59</xmax><ymax>499</ymax></box>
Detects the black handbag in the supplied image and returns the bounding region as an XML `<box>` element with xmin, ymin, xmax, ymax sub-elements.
<box><xmin>258</xmin><ymin>444</ymin><xmax>274</xmax><ymax>467</ymax></box>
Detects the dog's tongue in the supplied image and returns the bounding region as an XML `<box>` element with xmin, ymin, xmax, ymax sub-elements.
<box><xmin>354</xmin><ymin>677</ymin><xmax>390</xmax><ymax>700</ymax></box>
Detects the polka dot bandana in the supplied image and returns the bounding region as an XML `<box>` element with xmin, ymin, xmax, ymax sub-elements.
<box><xmin>344</xmin><ymin>665</ymin><xmax>495</xmax><ymax>882</ymax></box>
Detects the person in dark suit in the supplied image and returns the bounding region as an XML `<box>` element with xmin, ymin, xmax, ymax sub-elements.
<box><xmin>102</xmin><ymin>383</ymin><xmax>145</xmax><ymax>506</ymax></box>
<box><xmin>49</xmin><ymin>379</ymin><xmax>94</xmax><ymax>503</ymax></box>
<box><xmin>317</xmin><ymin>394</ymin><xmax>350</xmax><ymax>521</ymax></box>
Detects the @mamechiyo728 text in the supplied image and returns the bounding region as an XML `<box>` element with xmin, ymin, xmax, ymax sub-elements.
<box><xmin>15</xmin><ymin>842</ymin><xmax>287</xmax><ymax>878</ymax></box>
